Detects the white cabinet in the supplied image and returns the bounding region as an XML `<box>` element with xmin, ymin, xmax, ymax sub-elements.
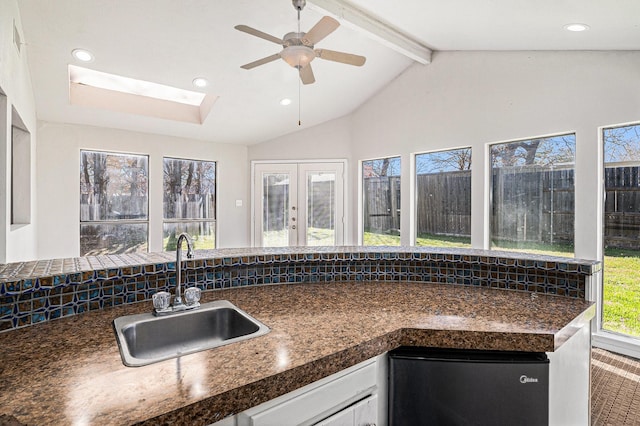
<box><xmin>354</xmin><ymin>394</ymin><xmax>377</xmax><ymax>426</ymax></box>
<box><xmin>237</xmin><ymin>357</ymin><xmax>379</xmax><ymax>426</ymax></box>
<box><xmin>316</xmin><ymin>394</ymin><xmax>378</xmax><ymax>426</ymax></box>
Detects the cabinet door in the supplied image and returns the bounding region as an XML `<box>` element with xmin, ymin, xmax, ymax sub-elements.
<box><xmin>237</xmin><ymin>359</ymin><xmax>377</xmax><ymax>426</ymax></box>
<box><xmin>315</xmin><ymin>406</ymin><xmax>354</xmax><ymax>426</ymax></box>
<box><xmin>354</xmin><ymin>394</ymin><xmax>377</xmax><ymax>426</ymax></box>
<box><xmin>315</xmin><ymin>394</ymin><xmax>378</xmax><ymax>426</ymax></box>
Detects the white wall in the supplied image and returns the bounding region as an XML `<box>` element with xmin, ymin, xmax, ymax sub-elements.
<box><xmin>253</xmin><ymin>51</ymin><xmax>640</xmax><ymax>256</ymax></box>
<box><xmin>0</xmin><ymin>0</ymin><xmax>38</xmax><ymax>262</ymax></box>
<box><xmin>36</xmin><ymin>122</ymin><xmax>249</xmax><ymax>259</ymax></box>
<box><xmin>249</xmin><ymin>115</ymin><xmax>353</xmax><ymax>161</ymax></box>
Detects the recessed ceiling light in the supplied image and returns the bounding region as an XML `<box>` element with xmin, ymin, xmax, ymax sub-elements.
<box><xmin>563</xmin><ymin>23</ymin><xmax>590</xmax><ymax>32</ymax></box>
<box><xmin>280</xmin><ymin>98</ymin><xmax>292</xmax><ymax>106</ymax></box>
<box><xmin>192</xmin><ymin>77</ymin><xmax>209</xmax><ymax>88</ymax></box>
<box><xmin>71</xmin><ymin>48</ymin><xmax>94</xmax><ymax>62</ymax></box>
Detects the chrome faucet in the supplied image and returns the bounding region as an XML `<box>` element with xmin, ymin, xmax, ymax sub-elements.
<box><xmin>152</xmin><ymin>233</ymin><xmax>198</xmax><ymax>315</ymax></box>
<box><xmin>173</xmin><ymin>232</ymin><xmax>194</xmax><ymax>309</ymax></box>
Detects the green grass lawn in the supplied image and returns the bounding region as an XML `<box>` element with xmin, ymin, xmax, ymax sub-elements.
<box><xmin>363</xmin><ymin>231</ymin><xmax>640</xmax><ymax>338</ymax></box>
<box><xmin>602</xmin><ymin>248</ymin><xmax>640</xmax><ymax>338</ymax></box>
<box><xmin>163</xmin><ymin>233</ymin><xmax>215</xmax><ymax>251</ymax></box>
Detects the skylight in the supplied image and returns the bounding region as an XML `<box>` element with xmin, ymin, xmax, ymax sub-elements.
<box><xmin>69</xmin><ymin>65</ymin><xmax>206</xmax><ymax>106</ymax></box>
<box><xmin>68</xmin><ymin>65</ymin><xmax>216</xmax><ymax>124</ymax></box>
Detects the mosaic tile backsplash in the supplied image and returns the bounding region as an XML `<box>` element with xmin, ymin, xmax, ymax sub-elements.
<box><xmin>0</xmin><ymin>246</ymin><xmax>600</xmax><ymax>332</ymax></box>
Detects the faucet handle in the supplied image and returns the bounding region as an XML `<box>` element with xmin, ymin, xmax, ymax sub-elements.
<box><xmin>184</xmin><ymin>287</ymin><xmax>201</xmax><ymax>307</ymax></box>
<box><xmin>152</xmin><ymin>291</ymin><xmax>172</xmax><ymax>312</ymax></box>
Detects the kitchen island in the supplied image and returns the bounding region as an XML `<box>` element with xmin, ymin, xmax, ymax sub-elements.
<box><xmin>0</xmin><ymin>280</ymin><xmax>594</xmax><ymax>425</ymax></box>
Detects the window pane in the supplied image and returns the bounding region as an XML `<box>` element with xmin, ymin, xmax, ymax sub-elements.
<box><xmin>163</xmin><ymin>157</ymin><xmax>216</xmax><ymax>220</ymax></box>
<box><xmin>80</xmin><ymin>151</ymin><xmax>148</xmax><ymax>221</ymax></box>
<box><xmin>262</xmin><ymin>173</ymin><xmax>290</xmax><ymax>247</ymax></box>
<box><xmin>163</xmin><ymin>222</ymin><xmax>215</xmax><ymax>250</ymax></box>
<box><xmin>603</xmin><ymin>123</ymin><xmax>640</xmax><ymax>338</ymax></box>
<box><xmin>362</xmin><ymin>157</ymin><xmax>401</xmax><ymax>246</ymax></box>
<box><xmin>490</xmin><ymin>135</ymin><xmax>575</xmax><ymax>257</ymax></box>
<box><xmin>79</xmin><ymin>150</ymin><xmax>148</xmax><ymax>256</ymax></box>
<box><xmin>80</xmin><ymin>223</ymin><xmax>148</xmax><ymax>256</ymax></box>
<box><xmin>415</xmin><ymin>149</ymin><xmax>472</xmax><ymax>248</ymax></box>
<box><xmin>307</xmin><ymin>172</ymin><xmax>336</xmax><ymax>246</ymax></box>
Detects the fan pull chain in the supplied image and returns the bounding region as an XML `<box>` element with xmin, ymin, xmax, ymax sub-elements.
<box><xmin>297</xmin><ymin>7</ymin><xmax>301</xmax><ymax>126</ymax></box>
<box><xmin>298</xmin><ymin>75</ymin><xmax>302</xmax><ymax>126</ymax></box>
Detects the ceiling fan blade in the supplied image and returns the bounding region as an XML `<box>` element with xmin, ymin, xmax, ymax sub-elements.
<box><xmin>235</xmin><ymin>25</ymin><xmax>284</xmax><ymax>45</ymax></box>
<box><xmin>315</xmin><ymin>49</ymin><xmax>366</xmax><ymax>66</ymax></box>
<box><xmin>240</xmin><ymin>53</ymin><xmax>281</xmax><ymax>70</ymax></box>
<box><xmin>302</xmin><ymin>16</ymin><xmax>340</xmax><ymax>46</ymax></box>
<box><xmin>299</xmin><ymin>64</ymin><xmax>316</xmax><ymax>85</ymax></box>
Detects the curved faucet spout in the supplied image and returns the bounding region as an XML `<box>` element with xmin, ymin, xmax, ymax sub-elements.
<box><xmin>174</xmin><ymin>233</ymin><xmax>194</xmax><ymax>307</ymax></box>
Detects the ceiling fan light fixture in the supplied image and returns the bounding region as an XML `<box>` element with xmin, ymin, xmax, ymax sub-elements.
<box><xmin>280</xmin><ymin>45</ymin><xmax>316</xmax><ymax>68</ymax></box>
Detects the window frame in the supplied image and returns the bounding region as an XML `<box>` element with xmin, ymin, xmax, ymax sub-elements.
<box><xmin>162</xmin><ymin>156</ymin><xmax>217</xmax><ymax>251</ymax></box>
<box><xmin>413</xmin><ymin>146</ymin><xmax>473</xmax><ymax>248</ymax></box>
<box><xmin>488</xmin><ymin>132</ymin><xmax>576</xmax><ymax>257</ymax></box>
<box><xmin>359</xmin><ymin>155</ymin><xmax>402</xmax><ymax>246</ymax></box>
<box><xmin>79</xmin><ymin>149</ymin><xmax>150</xmax><ymax>256</ymax></box>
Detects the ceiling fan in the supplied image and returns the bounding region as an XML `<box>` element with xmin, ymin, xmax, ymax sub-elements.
<box><xmin>235</xmin><ymin>0</ymin><xmax>366</xmax><ymax>84</ymax></box>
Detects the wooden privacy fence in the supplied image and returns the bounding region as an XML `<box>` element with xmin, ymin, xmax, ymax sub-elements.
<box><xmin>491</xmin><ymin>166</ymin><xmax>574</xmax><ymax>245</ymax></box>
<box><xmin>604</xmin><ymin>165</ymin><xmax>640</xmax><ymax>249</ymax></box>
<box><xmin>362</xmin><ymin>176</ymin><xmax>401</xmax><ymax>234</ymax></box>
<box><xmin>415</xmin><ymin>170</ymin><xmax>471</xmax><ymax>238</ymax></box>
<box><xmin>366</xmin><ymin>164</ymin><xmax>640</xmax><ymax>249</ymax></box>
<box><xmin>413</xmin><ymin>166</ymin><xmax>575</xmax><ymax>244</ymax></box>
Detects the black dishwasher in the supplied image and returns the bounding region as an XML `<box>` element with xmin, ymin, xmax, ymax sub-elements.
<box><xmin>389</xmin><ymin>347</ymin><xmax>549</xmax><ymax>425</ymax></box>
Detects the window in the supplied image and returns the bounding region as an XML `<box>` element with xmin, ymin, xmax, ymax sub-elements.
<box><xmin>163</xmin><ymin>157</ymin><xmax>216</xmax><ymax>250</ymax></box>
<box><xmin>362</xmin><ymin>156</ymin><xmax>401</xmax><ymax>245</ymax></box>
<box><xmin>603</xmin><ymin>123</ymin><xmax>640</xmax><ymax>339</ymax></box>
<box><xmin>415</xmin><ymin>148</ymin><xmax>472</xmax><ymax>248</ymax></box>
<box><xmin>490</xmin><ymin>134</ymin><xmax>575</xmax><ymax>256</ymax></box>
<box><xmin>80</xmin><ymin>150</ymin><xmax>149</xmax><ymax>255</ymax></box>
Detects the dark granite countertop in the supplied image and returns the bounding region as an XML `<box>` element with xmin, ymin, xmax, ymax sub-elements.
<box><xmin>0</xmin><ymin>281</ymin><xmax>594</xmax><ymax>425</ymax></box>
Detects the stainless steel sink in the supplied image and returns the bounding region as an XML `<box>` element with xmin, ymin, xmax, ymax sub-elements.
<box><xmin>113</xmin><ymin>300</ymin><xmax>270</xmax><ymax>367</ymax></box>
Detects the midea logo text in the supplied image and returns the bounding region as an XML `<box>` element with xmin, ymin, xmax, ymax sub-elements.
<box><xmin>519</xmin><ymin>375</ymin><xmax>539</xmax><ymax>384</ymax></box>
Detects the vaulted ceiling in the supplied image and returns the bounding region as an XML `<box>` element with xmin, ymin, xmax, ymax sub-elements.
<box><xmin>17</xmin><ymin>0</ymin><xmax>640</xmax><ymax>145</ymax></box>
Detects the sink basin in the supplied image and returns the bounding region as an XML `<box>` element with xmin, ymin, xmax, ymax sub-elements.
<box><xmin>113</xmin><ymin>300</ymin><xmax>270</xmax><ymax>367</ymax></box>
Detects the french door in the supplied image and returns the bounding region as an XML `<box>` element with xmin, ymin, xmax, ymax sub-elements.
<box><xmin>253</xmin><ymin>162</ymin><xmax>344</xmax><ymax>247</ymax></box>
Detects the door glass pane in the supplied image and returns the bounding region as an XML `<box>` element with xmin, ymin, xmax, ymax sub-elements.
<box><xmin>415</xmin><ymin>148</ymin><xmax>472</xmax><ymax>248</ymax></box>
<box><xmin>307</xmin><ymin>172</ymin><xmax>336</xmax><ymax>246</ymax></box>
<box><xmin>362</xmin><ymin>157</ymin><xmax>401</xmax><ymax>245</ymax></box>
<box><xmin>603</xmin><ymin>123</ymin><xmax>640</xmax><ymax>339</ymax></box>
<box><xmin>490</xmin><ymin>135</ymin><xmax>575</xmax><ymax>257</ymax></box>
<box><xmin>263</xmin><ymin>173</ymin><xmax>290</xmax><ymax>247</ymax></box>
